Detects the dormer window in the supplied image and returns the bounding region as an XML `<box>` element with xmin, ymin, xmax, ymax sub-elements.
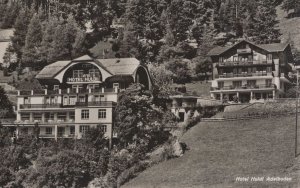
<box><xmin>53</xmin><ymin>85</ymin><xmax>59</xmax><ymax>90</ymax></box>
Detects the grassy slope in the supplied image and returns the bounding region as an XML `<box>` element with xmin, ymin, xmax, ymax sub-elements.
<box><xmin>184</xmin><ymin>81</ymin><xmax>211</xmax><ymax>97</ymax></box>
<box><xmin>277</xmin><ymin>5</ymin><xmax>300</xmax><ymax>50</ymax></box>
<box><xmin>123</xmin><ymin>116</ymin><xmax>298</xmax><ymax>188</ymax></box>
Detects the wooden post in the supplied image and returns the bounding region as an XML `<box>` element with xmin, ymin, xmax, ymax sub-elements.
<box><xmin>55</xmin><ymin>125</ymin><xmax>58</xmax><ymax>141</ymax></box>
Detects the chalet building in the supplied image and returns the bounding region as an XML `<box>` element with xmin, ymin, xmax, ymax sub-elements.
<box><xmin>208</xmin><ymin>40</ymin><xmax>294</xmax><ymax>103</ymax></box>
<box><xmin>170</xmin><ymin>95</ymin><xmax>222</xmax><ymax>122</ymax></box>
<box><xmin>13</xmin><ymin>55</ymin><xmax>152</xmax><ymax>145</ymax></box>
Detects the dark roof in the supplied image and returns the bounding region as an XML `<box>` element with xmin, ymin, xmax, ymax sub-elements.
<box><xmin>258</xmin><ymin>43</ymin><xmax>289</xmax><ymax>52</ymax></box>
<box><xmin>36</xmin><ymin>60</ymin><xmax>71</xmax><ymax>79</ymax></box>
<box><xmin>36</xmin><ymin>56</ymin><xmax>142</xmax><ymax>80</ymax></box>
<box><xmin>207</xmin><ymin>40</ymin><xmax>289</xmax><ymax>56</ymax></box>
<box><xmin>96</xmin><ymin>58</ymin><xmax>140</xmax><ymax>75</ymax></box>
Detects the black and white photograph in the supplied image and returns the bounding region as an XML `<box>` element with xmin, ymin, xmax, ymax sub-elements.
<box><xmin>0</xmin><ymin>0</ymin><xmax>300</xmax><ymax>187</ymax></box>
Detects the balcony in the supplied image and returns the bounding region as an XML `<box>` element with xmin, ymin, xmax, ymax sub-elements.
<box><xmin>237</xmin><ymin>48</ymin><xmax>252</xmax><ymax>54</ymax></box>
<box><xmin>20</xmin><ymin>104</ymin><xmax>61</xmax><ymax>109</ymax></box>
<box><xmin>217</xmin><ymin>60</ymin><xmax>272</xmax><ymax>67</ymax></box>
<box><xmin>211</xmin><ymin>84</ymin><xmax>275</xmax><ymax>91</ymax></box>
<box><xmin>217</xmin><ymin>72</ymin><xmax>272</xmax><ymax>78</ymax></box>
<box><xmin>75</xmin><ymin>101</ymin><xmax>116</xmax><ymax>107</ymax></box>
<box><xmin>18</xmin><ymin>87</ymin><xmax>118</xmax><ymax>96</ymax></box>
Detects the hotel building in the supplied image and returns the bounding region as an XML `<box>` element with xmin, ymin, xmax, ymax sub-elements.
<box><xmin>208</xmin><ymin>40</ymin><xmax>294</xmax><ymax>103</ymax></box>
<box><xmin>13</xmin><ymin>55</ymin><xmax>152</xmax><ymax>144</ymax></box>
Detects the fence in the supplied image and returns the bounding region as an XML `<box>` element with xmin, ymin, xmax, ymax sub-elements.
<box><xmin>202</xmin><ymin>111</ymin><xmax>297</xmax><ymax>122</ymax></box>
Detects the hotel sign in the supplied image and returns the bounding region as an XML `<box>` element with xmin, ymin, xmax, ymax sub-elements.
<box><xmin>67</xmin><ymin>74</ymin><xmax>99</xmax><ymax>82</ymax></box>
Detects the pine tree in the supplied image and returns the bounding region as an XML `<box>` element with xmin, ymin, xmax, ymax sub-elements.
<box><xmin>22</xmin><ymin>13</ymin><xmax>44</xmax><ymax>66</ymax></box>
<box><xmin>49</xmin><ymin>15</ymin><xmax>87</xmax><ymax>61</ymax></box>
<box><xmin>40</xmin><ymin>17</ymin><xmax>62</xmax><ymax>64</ymax></box>
<box><xmin>118</xmin><ymin>22</ymin><xmax>139</xmax><ymax>58</ymax></box>
<box><xmin>11</xmin><ymin>8</ymin><xmax>34</xmax><ymax>60</ymax></box>
<box><xmin>249</xmin><ymin>0</ymin><xmax>281</xmax><ymax>44</ymax></box>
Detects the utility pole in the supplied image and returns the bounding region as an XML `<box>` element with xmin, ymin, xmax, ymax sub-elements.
<box><xmin>296</xmin><ymin>69</ymin><xmax>299</xmax><ymax>157</ymax></box>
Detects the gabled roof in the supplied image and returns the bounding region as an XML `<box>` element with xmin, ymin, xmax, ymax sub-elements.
<box><xmin>36</xmin><ymin>60</ymin><xmax>71</xmax><ymax>79</ymax></box>
<box><xmin>73</xmin><ymin>55</ymin><xmax>94</xmax><ymax>61</ymax></box>
<box><xmin>36</xmin><ymin>57</ymin><xmax>141</xmax><ymax>80</ymax></box>
<box><xmin>258</xmin><ymin>43</ymin><xmax>289</xmax><ymax>52</ymax></box>
<box><xmin>207</xmin><ymin>40</ymin><xmax>290</xmax><ymax>56</ymax></box>
<box><xmin>96</xmin><ymin>58</ymin><xmax>140</xmax><ymax>75</ymax></box>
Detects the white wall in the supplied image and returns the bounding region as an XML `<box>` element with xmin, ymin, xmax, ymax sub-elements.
<box><xmin>75</xmin><ymin>107</ymin><xmax>113</xmax><ymax>124</ymax></box>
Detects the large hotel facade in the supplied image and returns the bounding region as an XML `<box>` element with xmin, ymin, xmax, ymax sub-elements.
<box><xmin>14</xmin><ymin>55</ymin><xmax>152</xmax><ymax>143</ymax></box>
<box><xmin>208</xmin><ymin>40</ymin><xmax>294</xmax><ymax>103</ymax></box>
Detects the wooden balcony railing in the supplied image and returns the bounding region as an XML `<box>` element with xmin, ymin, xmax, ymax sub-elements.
<box><xmin>217</xmin><ymin>60</ymin><xmax>272</xmax><ymax>67</ymax></box>
<box><xmin>18</xmin><ymin>87</ymin><xmax>118</xmax><ymax>96</ymax></box>
<box><xmin>75</xmin><ymin>101</ymin><xmax>116</xmax><ymax>107</ymax></box>
<box><xmin>217</xmin><ymin>72</ymin><xmax>272</xmax><ymax>78</ymax></box>
<box><xmin>20</xmin><ymin>104</ymin><xmax>61</xmax><ymax>109</ymax></box>
<box><xmin>211</xmin><ymin>84</ymin><xmax>276</xmax><ymax>91</ymax></box>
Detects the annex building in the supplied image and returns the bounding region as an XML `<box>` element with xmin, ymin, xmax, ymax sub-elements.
<box><xmin>12</xmin><ymin>55</ymin><xmax>152</xmax><ymax>144</ymax></box>
<box><xmin>208</xmin><ymin>40</ymin><xmax>294</xmax><ymax>103</ymax></box>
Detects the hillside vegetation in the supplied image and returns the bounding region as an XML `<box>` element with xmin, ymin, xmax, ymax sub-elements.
<box><xmin>123</xmin><ymin>116</ymin><xmax>298</xmax><ymax>188</ymax></box>
<box><xmin>277</xmin><ymin>5</ymin><xmax>300</xmax><ymax>52</ymax></box>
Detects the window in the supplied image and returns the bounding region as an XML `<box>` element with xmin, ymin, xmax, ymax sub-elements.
<box><xmin>45</xmin><ymin>127</ymin><xmax>52</xmax><ymax>135</ymax></box>
<box><xmin>89</xmin><ymin>69</ymin><xmax>100</xmax><ymax>79</ymax></box>
<box><xmin>218</xmin><ymin>69</ymin><xmax>223</xmax><ymax>75</ymax></box>
<box><xmin>33</xmin><ymin>113</ymin><xmax>42</xmax><ymax>121</ymax></box>
<box><xmin>97</xmin><ymin>124</ymin><xmax>107</xmax><ymax>132</ymax></box>
<box><xmin>45</xmin><ymin>113</ymin><xmax>54</xmax><ymax>122</ymax></box>
<box><xmin>69</xmin><ymin>96</ymin><xmax>77</xmax><ymax>105</ymax></box>
<box><xmin>81</xmin><ymin>110</ymin><xmax>89</xmax><ymax>119</ymax></box>
<box><xmin>113</xmin><ymin>83</ymin><xmax>119</xmax><ymax>88</ymax></box>
<box><xmin>72</xmin><ymin>85</ymin><xmax>83</xmax><ymax>92</ymax></box>
<box><xmin>233</xmin><ymin>68</ymin><xmax>237</xmax><ymax>74</ymax></box>
<box><xmin>233</xmin><ymin>81</ymin><xmax>242</xmax><ymax>88</ymax></box>
<box><xmin>219</xmin><ymin>57</ymin><xmax>224</xmax><ymax>62</ymax></box>
<box><xmin>79</xmin><ymin>125</ymin><xmax>90</xmax><ymax>134</ymax></box>
<box><xmin>53</xmin><ymin>85</ymin><xmax>59</xmax><ymax>90</ymax></box>
<box><xmin>70</xmin><ymin>126</ymin><xmax>75</xmax><ymax>135</ymax></box>
<box><xmin>46</xmin><ymin>96</ymin><xmax>58</xmax><ymax>104</ymax></box>
<box><xmin>266</xmin><ymin>79</ymin><xmax>272</xmax><ymax>87</ymax></box>
<box><xmin>98</xmin><ymin>109</ymin><xmax>107</xmax><ymax>119</ymax></box>
<box><xmin>58</xmin><ymin>127</ymin><xmax>65</xmax><ymax>137</ymax></box>
<box><xmin>267</xmin><ymin>54</ymin><xmax>272</xmax><ymax>60</ymax></box>
<box><xmin>79</xmin><ymin>96</ymin><xmax>85</xmax><ymax>102</ymax></box>
<box><xmin>88</xmin><ymin>84</ymin><xmax>100</xmax><ymax>91</ymax></box>
<box><xmin>233</xmin><ymin>56</ymin><xmax>238</xmax><ymax>62</ymax></box>
<box><xmin>73</xmin><ymin>70</ymin><xmax>83</xmax><ymax>78</ymax></box>
<box><xmin>63</xmin><ymin>96</ymin><xmax>68</xmax><ymax>105</ymax></box>
<box><xmin>247</xmin><ymin>80</ymin><xmax>256</xmax><ymax>87</ymax></box>
<box><xmin>57</xmin><ymin>112</ymin><xmax>67</xmax><ymax>122</ymax></box>
<box><xmin>21</xmin><ymin>113</ymin><xmax>30</xmax><ymax>121</ymax></box>
<box><xmin>248</xmin><ymin>67</ymin><xmax>252</xmax><ymax>73</ymax></box>
<box><xmin>266</xmin><ymin>67</ymin><xmax>272</xmax><ymax>73</ymax></box>
<box><xmin>69</xmin><ymin>112</ymin><xmax>75</xmax><ymax>121</ymax></box>
<box><xmin>218</xmin><ymin>82</ymin><xmax>224</xmax><ymax>89</ymax></box>
<box><xmin>24</xmin><ymin>97</ymin><xmax>30</xmax><ymax>104</ymax></box>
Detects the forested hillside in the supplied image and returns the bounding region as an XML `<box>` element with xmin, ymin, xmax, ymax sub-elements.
<box><xmin>1</xmin><ymin>0</ymin><xmax>298</xmax><ymax>87</ymax></box>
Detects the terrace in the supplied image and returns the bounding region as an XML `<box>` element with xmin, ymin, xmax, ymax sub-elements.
<box><xmin>211</xmin><ymin>84</ymin><xmax>276</xmax><ymax>91</ymax></box>
<box><xmin>216</xmin><ymin>60</ymin><xmax>273</xmax><ymax>67</ymax></box>
<box><xmin>216</xmin><ymin>72</ymin><xmax>272</xmax><ymax>78</ymax></box>
<box><xmin>18</xmin><ymin>87</ymin><xmax>118</xmax><ymax>96</ymax></box>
